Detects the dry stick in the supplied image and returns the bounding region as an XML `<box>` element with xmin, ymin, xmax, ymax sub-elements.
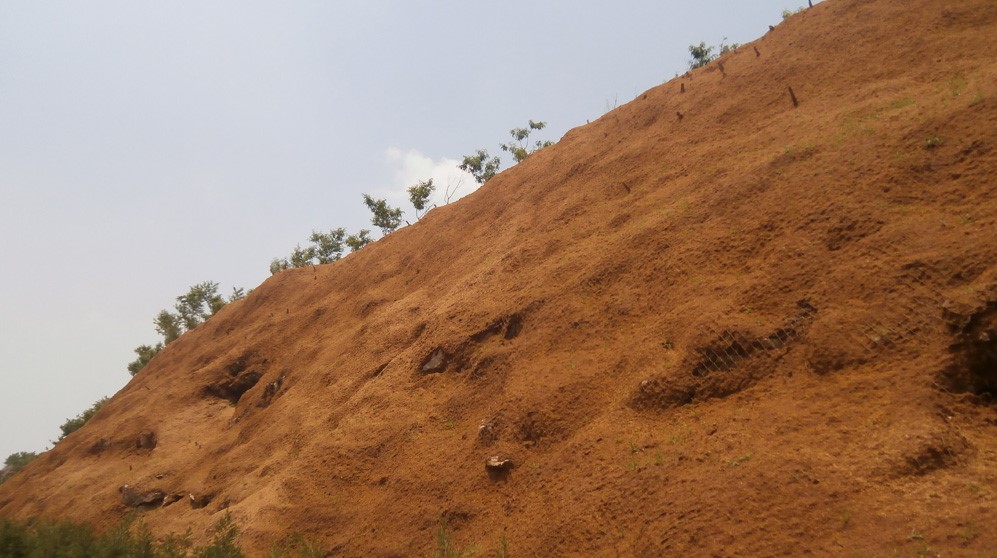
<box><xmin>681</xmin><ymin>82</ymin><xmax>685</xmax><ymax>93</ymax></box>
<box><xmin>754</xmin><ymin>46</ymin><xmax>761</xmax><ymax>57</ymax></box>
<box><xmin>788</xmin><ymin>86</ymin><xmax>800</xmax><ymax>107</ymax></box>
<box><xmin>676</xmin><ymin>111</ymin><xmax>684</xmax><ymax>121</ymax></box>
<box><xmin>717</xmin><ymin>61</ymin><xmax>726</xmax><ymax>78</ymax></box>
<box><xmin>808</xmin><ymin>0</ymin><xmax>813</xmax><ymax>7</ymax></box>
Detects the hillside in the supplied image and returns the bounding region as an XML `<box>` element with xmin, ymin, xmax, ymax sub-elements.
<box><xmin>2</xmin><ymin>0</ymin><xmax>996</xmax><ymax>555</ymax></box>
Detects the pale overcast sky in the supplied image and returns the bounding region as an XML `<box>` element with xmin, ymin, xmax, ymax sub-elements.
<box><xmin>0</xmin><ymin>1</ymin><xmax>810</xmax><ymax>460</ymax></box>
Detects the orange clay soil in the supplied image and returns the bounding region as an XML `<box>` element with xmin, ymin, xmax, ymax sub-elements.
<box><xmin>3</xmin><ymin>0</ymin><xmax>997</xmax><ymax>555</ymax></box>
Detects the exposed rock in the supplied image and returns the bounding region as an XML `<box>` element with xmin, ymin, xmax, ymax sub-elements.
<box><xmin>119</xmin><ymin>485</ymin><xmax>165</xmax><ymax>508</ymax></box>
<box><xmin>189</xmin><ymin>493</ymin><xmax>214</xmax><ymax>509</ymax></box>
<box><xmin>477</xmin><ymin>418</ymin><xmax>499</xmax><ymax>444</ymax></box>
<box><xmin>421</xmin><ymin>348</ymin><xmax>447</xmax><ymax>373</ymax></box>
<box><xmin>485</xmin><ymin>456</ymin><xmax>514</xmax><ymax>470</ymax></box>
<box><xmin>136</xmin><ymin>430</ymin><xmax>157</xmax><ymax>450</ymax></box>
<box><xmin>162</xmin><ymin>493</ymin><xmax>183</xmax><ymax>507</ymax></box>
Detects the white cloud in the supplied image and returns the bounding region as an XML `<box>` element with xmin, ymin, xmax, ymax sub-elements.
<box><xmin>383</xmin><ymin>147</ymin><xmax>478</xmax><ymax>220</ymax></box>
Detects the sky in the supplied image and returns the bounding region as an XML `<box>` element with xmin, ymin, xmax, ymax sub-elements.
<box><xmin>0</xmin><ymin>1</ymin><xmax>812</xmax><ymax>461</ymax></box>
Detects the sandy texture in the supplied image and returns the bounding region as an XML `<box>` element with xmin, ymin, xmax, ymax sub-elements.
<box><xmin>2</xmin><ymin>0</ymin><xmax>996</xmax><ymax>555</ymax></box>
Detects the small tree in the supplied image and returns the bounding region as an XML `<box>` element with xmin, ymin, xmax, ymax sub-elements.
<box><xmin>127</xmin><ymin>343</ymin><xmax>163</xmax><ymax>376</ymax></box>
<box><xmin>288</xmin><ymin>245</ymin><xmax>315</xmax><ymax>268</ymax></box>
<box><xmin>154</xmin><ymin>310</ymin><xmax>183</xmax><ymax>344</ymax></box>
<box><xmin>459</xmin><ymin>149</ymin><xmax>501</xmax><ymax>185</ymax></box>
<box><xmin>688</xmin><ymin>38</ymin><xmax>739</xmax><ymax>69</ymax></box>
<box><xmin>2</xmin><ymin>451</ymin><xmax>39</xmax><ymax>483</ymax></box>
<box><xmin>688</xmin><ymin>42</ymin><xmax>715</xmax><ymax>69</ymax></box>
<box><xmin>500</xmin><ymin>120</ymin><xmax>553</xmax><ymax>163</ymax></box>
<box><xmin>59</xmin><ymin>397</ymin><xmax>108</xmax><ymax>440</ymax></box>
<box><xmin>270</xmin><ymin>257</ymin><xmax>291</xmax><ymax>275</ymax></box>
<box><xmin>362</xmin><ymin>194</ymin><xmax>403</xmax><ymax>235</ymax></box>
<box><xmin>407</xmin><ymin>179</ymin><xmax>436</xmax><ymax>220</ymax></box>
<box><xmin>174</xmin><ymin>281</ymin><xmax>223</xmax><ymax>330</ymax></box>
<box><xmin>309</xmin><ymin>228</ymin><xmax>347</xmax><ymax>263</ymax></box>
<box><xmin>345</xmin><ymin>229</ymin><xmax>373</xmax><ymax>252</ymax></box>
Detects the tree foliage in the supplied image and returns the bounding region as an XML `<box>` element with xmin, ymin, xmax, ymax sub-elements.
<box><xmin>688</xmin><ymin>38</ymin><xmax>739</xmax><ymax>69</ymax></box>
<box><xmin>459</xmin><ymin>149</ymin><xmax>501</xmax><ymax>185</ymax></box>
<box><xmin>1</xmin><ymin>452</ymin><xmax>39</xmax><ymax>483</ymax></box>
<box><xmin>461</xmin><ymin>120</ymin><xmax>553</xmax><ymax>185</ymax></box>
<box><xmin>130</xmin><ymin>282</ymin><xmax>245</xmax><ymax>375</ymax></box>
<box><xmin>500</xmin><ymin>120</ymin><xmax>553</xmax><ymax>163</ymax></box>
<box><xmin>58</xmin><ymin>397</ymin><xmax>108</xmax><ymax>440</ymax></box>
<box><xmin>688</xmin><ymin>42</ymin><xmax>715</xmax><ymax>69</ymax></box>
<box><xmin>407</xmin><ymin>179</ymin><xmax>436</xmax><ymax>220</ymax></box>
<box><xmin>127</xmin><ymin>343</ymin><xmax>164</xmax><ymax>375</ymax></box>
<box><xmin>309</xmin><ymin>228</ymin><xmax>347</xmax><ymax>263</ymax></box>
<box><xmin>361</xmin><ymin>194</ymin><xmax>403</xmax><ymax>235</ymax></box>
<box><xmin>345</xmin><ymin>229</ymin><xmax>373</xmax><ymax>252</ymax></box>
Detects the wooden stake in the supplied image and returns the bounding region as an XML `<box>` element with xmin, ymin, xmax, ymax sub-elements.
<box><xmin>676</xmin><ymin>112</ymin><xmax>684</xmax><ymax>121</ymax></box>
<box><xmin>788</xmin><ymin>86</ymin><xmax>800</xmax><ymax>107</ymax></box>
<box><xmin>753</xmin><ymin>46</ymin><xmax>761</xmax><ymax>57</ymax></box>
<box><xmin>680</xmin><ymin>83</ymin><xmax>685</xmax><ymax>93</ymax></box>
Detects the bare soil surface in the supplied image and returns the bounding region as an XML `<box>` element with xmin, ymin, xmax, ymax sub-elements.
<box><xmin>3</xmin><ymin>0</ymin><xmax>996</xmax><ymax>555</ymax></box>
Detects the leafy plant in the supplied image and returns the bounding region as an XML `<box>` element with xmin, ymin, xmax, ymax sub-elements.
<box><xmin>688</xmin><ymin>37</ymin><xmax>739</xmax><ymax>69</ymax></box>
<box><xmin>362</xmin><ymin>194</ymin><xmax>403</xmax><ymax>235</ymax></box>
<box><xmin>500</xmin><ymin>120</ymin><xmax>553</xmax><ymax>163</ymax></box>
<box><xmin>429</xmin><ymin>518</ymin><xmax>475</xmax><ymax>558</ymax></box>
<box><xmin>688</xmin><ymin>42</ymin><xmax>715</xmax><ymax>69</ymax></box>
<box><xmin>128</xmin><ymin>343</ymin><xmax>164</xmax><ymax>375</ymax></box>
<box><xmin>461</xmin><ymin>120</ymin><xmax>554</xmax><ymax>185</ymax></box>
<box><xmin>408</xmin><ymin>179</ymin><xmax>436</xmax><ymax>220</ymax></box>
<box><xmin>345</xmin><ymin>229</ymin><xmax>373</xmax><ymax>252</ymax></box>
<box><xmin>0</xmin><ymin>514</ymin><xmax>250</xmax><ymax>557</ymax></box>
<box><xmin>309</xmin><ymin>228</ymin><xmax>347</xmax><ymax>264</ymax></box>
<box><xmin>131</xmin><ymin>281</ymin><xmax>245</xmax><ymax>375</ymax></box>
<box><xmin>1</xmin><ymin>452</ymin><xmax>39</xmax><ymax>484</ymax></box>
<box><xmin>58</xmin><ymin>397</ymin><xmax>108</xmax><ymax>440</ymax></box>
<box><xmin>459</xmin><ymin>149</ymin><xmax>501</xmax><ymax>185</ymax></box>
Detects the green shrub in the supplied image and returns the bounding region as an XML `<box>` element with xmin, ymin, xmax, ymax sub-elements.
<box><xmin>408</xmin><ymin>179</ymin><xmax>436</xmax><ymax>220</ymax></box>
<box><xmin>362</xmin><ymin>194</ymin><xmax>403</xmax><ymax>235</ymax></box>
<box><xmin>58</xmin><ymin>397</ymin><xmax>108</xmax><ymax>440</ymax></box>
<box><xmin>0</xmin><ymin>514</ymin><xmax>254</xmax><ymax>558</ymax></box>
<box><xmin>1</xmin><ymin>452</ymin><xmax>39</xmax><ymax>484</ymax></box>
<box><xmin>688</xmin><ymin>37</ymin><xmax>739</xmax><ymax>69</ymax></box>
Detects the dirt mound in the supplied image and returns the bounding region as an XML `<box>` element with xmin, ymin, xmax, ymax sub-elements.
<box><xmin>3</xmin><ymin>0</ymin><xmax>996</xmax><ymax>555</ymax></box>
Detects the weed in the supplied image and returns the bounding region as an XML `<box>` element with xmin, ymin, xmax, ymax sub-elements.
<box><xmin>668</xmin><ymin>425</ymin><xmax>692</xmax><ymax>445</ymax></box>
<box><xmin>967</xmin><ymin>482</ymin><xmax>987</xmax><ymax>495</ymax></box>
<box><xmin>626</xmin><ymin>442</ymin><xmax>644</xmax><ymax>471</ymax></box>
<box><xmin>728</xmin><ymin>453</ymin><xmax>752</xmax><ymax>467</ymax></box>
<box><xmin>0</xmin><ymin>513</ymin><xmax>247</xmax><ymax>557</ymax></box>
<box><xmin>495</xmin><ymin>532</ymin><xmax>510</xmax><ymax>558</ymax></box>
<box><xmin>430</xmin><ymin>518</ymin><xmax>475</xmax><ymax>558</ymax></box>
<box><xmin>654</xmin><ymin>451</ymin><xmax>665</xmax><ymax>466</ymax></box>
<box><xmin>890</xmin><ymin>97</ymin><xmax>915</xmax><ymax>110</ymax></box>
<box><xmin>970</xmin><ymin>92</ymin><xmax>984</xmax><ymax>106</ymax></box>
<box><xmin>959</xmin><ymin>522</ymin><xmax>978</xmax><ymax>545</ymax></box>
<box><xmin>950</xmin><ymin>74</ymin><xmax>967</xmax><ymax>97</ymax></box>
<box><xmin>925</xmin><ymin>135</ymin><xmax>943</xmax><ymax>149</ymax></box>
<box><xmin>269</xmin><ymin>533</ymin><xmax>324</xmax><ymax>558</ymax></box>
<box><xmin>835</xmin><ymin>508</ymin><xmax>852</xmax><ymax>530</ymax></box>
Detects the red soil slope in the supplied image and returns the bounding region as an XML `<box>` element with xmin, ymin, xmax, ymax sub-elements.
<box><xmin>3</xmin><ymin>0</ymin><xmax>997</xmax><ymax>555</ymax></box>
